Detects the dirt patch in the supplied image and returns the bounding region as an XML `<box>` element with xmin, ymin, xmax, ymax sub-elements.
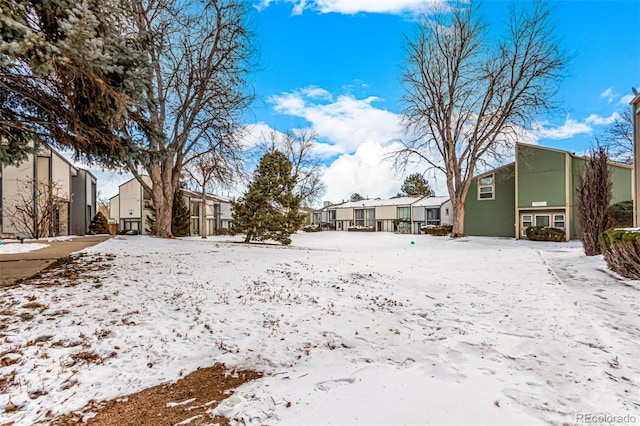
<box><xmin>46</xmin><ymin>364</ymin><xmax>262</xmax><ymax>426</ymax></box>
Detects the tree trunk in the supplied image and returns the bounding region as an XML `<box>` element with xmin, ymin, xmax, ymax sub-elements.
<box><xmin>200</xmin><ymin>188</ymin><xmax>207</xmax><ymax>239</ymax></box>
<box><xmin>149</xmin><ymin>161</ymin><xmax>176</xmax><ymax>238</ymax></box>
<box><xmin>450</xmin><ymin>196</ymin><xmax>466</xmax><ymax>238</ymax></box>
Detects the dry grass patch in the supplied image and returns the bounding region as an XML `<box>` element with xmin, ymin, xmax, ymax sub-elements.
<box><xmin>47</xmin><ymin>364</ymin><xmax>262</xmax><ymax>426</ymax></box>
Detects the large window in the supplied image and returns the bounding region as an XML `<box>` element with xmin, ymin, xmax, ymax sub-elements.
<box><xmin>354</xmin><ymin>209</ymin><xmax>365</xmax><ymax>226</ymax></box>
<box><xmin>553</xmin><ymin>214</ymin><xmax>565</xmax><ymax>229</ymax></box>
<box><xmin>478</xmin><ymin>173</ymin><xmax>495</xmax><ymax>200</ymax></box>
<box><xmin>397</xmin><ymin>207</ymin><xmax>411</xmax><ymax>221</ymax></box>
<box><xmin>354</xmin><ymin>208</ymin><xmax>375</xmax><ymax>227</ymax></box>
<box><xmin>426</xmin><ymin>208</ymin><xmax>441</xmax><ymax>226</ymax></box>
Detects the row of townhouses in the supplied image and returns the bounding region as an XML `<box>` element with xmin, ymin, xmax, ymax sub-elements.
<box><xmin>108</xmin><ymin>176</ymin><xmax>233</xmax><ymax>236</ymax></box>
<box><xmin>1</xmin><ymin>138</ymin><xmax>636</xmax><ymax>240</ymax></box>
<box><xmin>313</xmin><ymin>143</ymin><xmax>634</xmax><ymax>241</ymax></box>
<box><xmin>0</xmin><ymin>146</ymin><xmax>97</xmax><ymax>238</ymax></box>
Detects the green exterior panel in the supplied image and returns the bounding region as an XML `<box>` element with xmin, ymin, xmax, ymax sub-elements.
<box><xmin>464</xmin><ymin>163</ymin><xmax>516</xmax><ymax>237</ymax></box>
<box><xmin>517</xmin><ymin>144</ymin><xmax>567</xmax><ymax>208</ymax></box>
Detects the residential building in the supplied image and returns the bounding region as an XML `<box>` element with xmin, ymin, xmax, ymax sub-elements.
<box><xmin>1</xmin><ymin>145</ymin><xmax>96</xmax><ymax>238</ymax></box>
<box><xmin>108</xmin><ymin>177</ymin><xmax>233</xmax><ymax>236</ymax></box>
<box><xmin>464</xmin><ymin>143</ymin><xmax>633</xmax><ymax>240</ymax></box>
<box><xmin>411</xmin><ymin>196</ymin><xmax>453</xmax><ymax>234</ymax></box>
<box><xmin>328</xmin><ymin>196</ymin><xmax>424</xmax><ymax>233</ymax></box>
<box><xmin>70</xmin><ymin>168</ymin><xmax>97</xmax><ymax>236</ymax></box>
<box><xmin>632</xmin><ymin>89</ymin><xmax>640</xmax><ymax>227</ymax></box>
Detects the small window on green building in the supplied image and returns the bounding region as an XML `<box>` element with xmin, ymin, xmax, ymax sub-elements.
<box><xmin>478</xmin><ymin>173</ymin><xmax>495</xmax><ymax>200</ymax></box>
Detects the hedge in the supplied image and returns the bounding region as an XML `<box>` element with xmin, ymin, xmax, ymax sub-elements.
<box><xmin>525</xmin><ymin>226</ymin><xmax>565</xmax><ymax>242</ymax></box>
<box><xmin>599</xmin><ymin>228</ymin><xmax>640</xmax><ymax>280</ymax></box>
<box><xmin>421</xmin><ymin>225</ymin><xmax>452</xmax><ymax>236</ymax></box>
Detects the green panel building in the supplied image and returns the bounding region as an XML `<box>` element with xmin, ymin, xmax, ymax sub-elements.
<box><xmin>464</xmin><ymin>163</ymin><xmax>516</xmax><ymax>237</ymax></box>
<box><xmin>465</xmin><ymin>143</ymin><xmax>633</xmax><ymax>240</ymax></box>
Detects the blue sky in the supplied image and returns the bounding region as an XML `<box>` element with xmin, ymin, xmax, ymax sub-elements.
<box><xmin>94</xmin><ymin>0</ymin><xmax>640</xmax><ymax>206</ymax></box>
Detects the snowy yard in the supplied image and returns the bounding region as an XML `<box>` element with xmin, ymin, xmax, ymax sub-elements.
<box><xmin>1</xmin><ymin>232</ymin><xmax>638</xmax><ymax>425</ymax></box>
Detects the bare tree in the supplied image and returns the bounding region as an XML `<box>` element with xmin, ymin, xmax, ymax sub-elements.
<box><xmin>260</xmin><ymin>128</ymin><xmax>326</xmax><ymax>207</ymax></box>
<box><xmin>395</xmin><ymin>1</ymin><xmax>566</xmax><ymax>237</ymax></box>
<box><xmin>184</xmin><ymin>137</ymin><xmax>244</xmax><ymax>238</ymax></box>
<box><xmin>603</xmin><ymin>111</ymin><xmax>633</xmax><ymax>164</ymax></box>
<box><xmin>126</xmin><ymin>0</ymin><xmax>255</xmax><ymax>238</ymax></box>
<box><xmin>5</xmin><ymin>179</ymin><xmax>70</xmax><ymax>239</ymax></box>
<box><xmin>576</xmin><ymin>146</ymin><xmax>612</xmax><ymax>256</ymax></box>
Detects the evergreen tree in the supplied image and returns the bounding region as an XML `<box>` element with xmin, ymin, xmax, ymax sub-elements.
<box><xmin>230</xmin><ymin>151</ymin><xmax>302</xmax><ymax>245</ymax></box>
<box><xmin>89</xmin><ymin>212</ymin><xmax>110</xmax><ymax>234</ymax></box>
<box><xmin>400</xmin><ymin>173</ymin><xmax>435</xmax><ymax>197</ymax></box>
<box><xmin>350</xmin><ymin>193</ymin><xmax>364</xmax><ymax>202</ymax></box>
<box><xmin>145</xmin><ymin>205</ymin><xmax>157</xmax><ymax>235</ymax></box>
<box><xmin>172</xmin><ymin>186</ymin><xmax>191</xmax><ymax>237</ymax></box>
<box><xmin>0</xmin><ymin>0</ymin><xmax>149</xmax><ymax>165</ymax></box>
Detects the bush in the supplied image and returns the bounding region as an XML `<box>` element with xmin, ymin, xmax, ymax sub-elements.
<box><xmin>607</xmin><ymin>200</ymin><xmax>633</xmax><ymax>228</ymax></box>
<box><xmin>347</xmin><ymin>226</ymin><xmax>375</xmax><ymax>232</ymax></box>
<box><xmin>88</xmin><ymin>212</ymin><xmax>109</xmax><ymax>234</ymax></box>
<box><xmin>599</xmin><ymin>228</ymin><xmax>640</xmax><ymax>280</ymax></box>
<box><xmin>217</xmin><ymin>228</ymin><xmax>229</xmax><ymax>236</ymax></box>
<box><xmin>118</xmin><ymin>229</ymin><xmax>139</xmax><ymax>235</ymax></box>
<box><xmin>421</xmin><ymin>225</ymin><xmax>452</xmax><ymax>236</ymax></box>
<box><xmin>525</xmin><ymin>226</ymin><xmax>565</xmax><ymax>242</ymax></box>
<box><xmin>303</xmin><ymin>225</ymin><xmax>320</xmax><ymax>232</ymax></box>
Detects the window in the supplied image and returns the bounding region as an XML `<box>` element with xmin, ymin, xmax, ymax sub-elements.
<box><xmin>354</xmin><ymin>209</ymin><xmax>365</xmax><ymax>226</ymax></box>
<box><xmin>478</xmin><ymin>174</ymin><xmax>494</xmax><ymax>200</ymax></box>
<box><xmin>143</xmin><ymin>199</ymin><xmax>153</xmax><ymax>209</ymax></box>
<box><xmin>553</xmin><ymin>214</ymin><xmax>565</xmax><ymax>229</ymax></box>
<box><xmin>426</xmin><ymin>208</ymin><xmax>441</xmax><ymax>226</ymax></box>
<box><xmin>397</xmin><ymin>207</ymin><xmax>411</xmax><ymax>221</ymax></box>
<box><xmin>535</xmin><ymin>215</ymin><xmax>550</xmax><ymax>227</ymax></box>
<box><xmin>521</xmin><ymin>215</ymin><xmax>532</xmax><ymax>236</ymax></box>
<box><xmin>365</xmin><ymin>208</ymin><xmax>375</xmax><ymax>228</ymax></box>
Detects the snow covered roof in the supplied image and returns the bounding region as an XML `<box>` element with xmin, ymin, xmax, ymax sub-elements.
<box><xmin>333</xmin><ymin>196</ymin><xmax>422</xmax><ymax>209</ymax></box>
<box><xmin>412</xmin><ymin>196</ymin><xmax>450</xmax><ymax>207</ymax></box>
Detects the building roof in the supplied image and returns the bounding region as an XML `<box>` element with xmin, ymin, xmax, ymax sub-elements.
<box><xmin>333</xmin><ymin>196</ymin><xmax>422</xmax><ymax>209</ymax></box>
<box><xmin>412</xmin><ymin>196</ymin><xmax>450</xmax><ymax>207</ymax></box>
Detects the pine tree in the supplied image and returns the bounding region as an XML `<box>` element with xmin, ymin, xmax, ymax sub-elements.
<box><xmin>230</xmin><ymin>151</ymin><xmax>302</xmax><ymax>245</ymax></box>
<box><xmin>89</xmin><ymin>212</ymin><xmax>110</xmax><ymax>234</ymax></box>
<box><xmin>400</xmin><ymin>173</ymin><xmax>435</xmax><ymax>197</ymax></box>
<box><xmin>172</xmin><ymin>186</ymin><xmax>191</xmax><ymax>237</ymax></box>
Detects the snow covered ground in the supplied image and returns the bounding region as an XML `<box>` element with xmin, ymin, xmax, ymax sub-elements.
<box><xmin>1</xmin><ymin>232</ymin><xmax>638</xmax><ymax>425</ymax></box>
<box><xmin>0</xmin><ymin>242</ymin><xmax>49</xmax><ymax>254</ymax></box>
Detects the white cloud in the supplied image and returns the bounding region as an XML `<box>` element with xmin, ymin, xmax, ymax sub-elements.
<box><xmin>257</xmin><ymin>0</ymin><xmax>442</xmax><ymax>15</ymax></box>
<box><xmin>601</xmin><ymin>87</ymin><xmax>615</xmax><ymax>103</ymax></box>
<box><xmin>532</xmin><ymin>117</ymin><xmax>592</xmax><ymax>140</ymax></box>
<box><xmin>269</xmin><ymin>88</ymin><xmax>402</xmax><ymax>154</ymax></box>
<box><xmin>585</xmin><ymin>112</ymin><xmax>620</xmax><ymax>126</ymax></box>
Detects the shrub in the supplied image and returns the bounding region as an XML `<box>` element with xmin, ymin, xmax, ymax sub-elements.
<box><xmin>599</xmin><ymin>228</ymin><xmax>640</xmax><ymax>280</ymax></box>
<box><xmin>88</xmin><ymin>212</ymin><xmax>109</xmax><ymax>234</ymax></box>
<box><xmin>347</xmin><ymin>226</ymin><xmax>375</xmax><ymax>232</ymax></box>
<box><xmin>525</xmin><ymin>226</ymin><xmax>565</xmax><ymax>242</ymax></box>
<box><xmin>217</xmin><ymin>228</ymin><xmax>229</xmax><ymax>236</ymax></box>
<box><xmin>422</xmin><ymin>225</ymin><xmax>452</xmax><ymax>236</ymax></box>
<box><xmin>607</xmin><ymin>200</ymin><xmax>633</xmax><ymax>228</ymax></box>
<box><xmin>303</xmin><ymin>225</ymin><xmax>320</xmax><ymax>232</ymax></box>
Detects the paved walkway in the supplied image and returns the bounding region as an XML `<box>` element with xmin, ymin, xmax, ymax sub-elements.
<box><xmin>0</xmin><ymin>235</ymin><xmax>112</xmax><ymax>286</ymax></box>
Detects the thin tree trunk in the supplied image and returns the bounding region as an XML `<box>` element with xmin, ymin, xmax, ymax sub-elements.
<box><xmin>200</xmin><ymin>188</ymin><xmax>207</xmax><ymax>239</ymax></box>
